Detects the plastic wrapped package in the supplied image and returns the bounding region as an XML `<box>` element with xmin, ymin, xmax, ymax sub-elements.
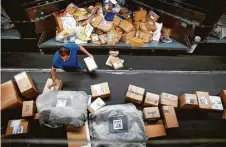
<box><xmin>89</xmin><ymin>103</ymin><xmax>148</xmax><ymax>147</ymax></box>
<box><xmin>36</xmin><ymin>91</ymin><xmax>89</xmax><ymax>128</ymax></box>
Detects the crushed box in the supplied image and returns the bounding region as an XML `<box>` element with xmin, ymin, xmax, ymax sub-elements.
<box><xmin>119</xmin><ymin>20</ymin><xmax>134</xmax><ymax>33</ymax></box>
<box><xmin>209</xmin><ymin>96</ymin><xmax>224</xmax><ymax>111</ymax></box>
<box><xmin>129</xmin><ymin>37</ymin><xmax>144</xmax><ymax>47</ymax></box>
<box><xmin>126</xmin><ymin>85</ymin><xmax>145</xmax><ymax>104</ymax></box>
<box><xmin>145</xmin><ymin>120</ymin><xmax>166</xmax><ymax>138</ymax></box>
<box><xmin>160</xmin><ymin>92</ymin><xmax>178</xmax><ymax>108</ymax></box>
<box><xmin>1</xmin><ymin>80</ymin><xmax>23</xmax><ymax>111</ymax></box>
<box><xmin>91</xmin><ymin>15</ymin><xmax>103</xmax><ymax>28</ymax></box>
<box><xmin>144</xmin><ymin>92</ymin><xmax>160</xmax><ymax>107</ymax></box>
<box><xmin>43</xmin><ymin>78</ymin><xmax>63</xmax><ymax>93</ymax></box>
<box><xmin>88</xmin><ymin>97</ymin><xmax>106</xmax><ymax>113</ymax></box>
<box><xmin>91</xmin><ymin>82</ymin><xmax>110</xmax><ymax>99</ymax></box>
<box><xmin>219</xmin><ymin>90</ymin><xmax>226</xmax><ymax>107</ymax></box>
<box><xmin>223</xmin><ymin>110</ymin><xmax>226</xmax><ymax>120</ymax></box>
<box><xmin>143</xmin><ymin>107</ymin><xmax>160</xmax><ymax>120</ymax></box>
<box><xmin>195</xmin><ymin>91</ymin><xmax>212</xmax><ymax>110</ymax></box>
<box><xmin>22</xmin><ymin>100</ymin><xmax>35</xmax><ymax>117</ymax></box>
<box><xmin>65</xmin><ymin>3</ymin><xmax>78</xmax><ymax>15</ymax></box>
<box><xmin>110</xmin><ymin>57</ymin><xmax>124</xmax><ymax>69</ymax></box>
<box><xmin>5</xmin><ymin>119</ymin><xmax>29</xmax><ymax>136</ymax></box>
<box><xmin>84</xmin><ymin>57</ymin><xmax>98</xmax><ymax>72</ymax></box>
<box><xmin>179</xmin><ymin>93</ymin><xmax>198</xmax><ymax>109</ymax></box>
<box><xmin>14</xmin><ymin>72</ymin><xmax>38</xmax><ymax>99</ymax></box>
<box><xmin>133</xmin><ymin>9</ymin><xmax>147</xmax><ymax>21</ymax></box>
<box><xmin>162</xmin><ymin>106</ymin><xmax>179</xmax><ymax>129</ymax></box>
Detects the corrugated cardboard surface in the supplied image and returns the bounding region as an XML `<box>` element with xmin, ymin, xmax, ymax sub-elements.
<box><xmin>144</xmin><ymin>92</ymin><xmax>159</xmax><ymax>107</ymax></box>
<box><xmin>43</xmin><ymin>78</ymin><xmax>63</xmax><ymax>93</ymax></box>
<box><xmin>179</xmin><ymin>93</ymin><xmax>198</xmax><ymax>109</ymax></box>
<box><xmin>162</xmin><ymin>106</ymin><xmax>179</xmax><ymax>129</ymax></box>
<box><xmin>110</xmin><ymin>57</ymin><xmax>124</xmax><ymax>69</ymax></box>
<box><xmin>220</xmin><ymin>90</ymin><xmax>226</xmax><ymax>107</ymax></box>
<box><xmin>143</xmin><ymin>107</ymin><xmax>160</xmax><ymax>120</ymax></box>
<box><xmin>195</xmin><ymin>91</ymin><xmax>212</xmax><ymax>110</ymax></box>
<box><xmin>22</xmin><ymin>101</ymin><xmax>35</xmax><ymax>117</ymax></box>
<box><xmin>160</xmin><ymin>92</ymin><xmax>178</xmax><ymax>108</ymax></box>
<box><xmin>5</xmin><ymin>119</ymin><xmax>29</xmax><ymax>136</ymax></box>
<box><xmin>1</xmin><ymin>80</ymin><xmax>23</xmax><ymax>110</ymax></box>
<box><xmin>126</xmin><ymin>84</ymin><xmax>145</xmax><ymax>104</ymax></box>
<box><xmin>145</xmin><ymin>120</ymin><xmax>166</xmax><ymax>138</ymax></box>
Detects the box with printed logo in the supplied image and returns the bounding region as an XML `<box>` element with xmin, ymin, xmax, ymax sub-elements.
<box><xmin>88</xmin><ymin>97</ymin><xmax>106</xmax><ymax>113</ymax></box>
<box><xmin>209</xmin><ymin>96</ymin><xmax>224</xmax><ymax>111</ymax></box>
<box><xmin>179</xmin><ymin>93</ymin><xmax>198</xmax><ymax>109</ymax></box>
<box><xmin>195</xmin><ymin>91</ymin><xmax>212</xmax><ymax>110</ymax></box>
<box><xmin>43</xmin><ymin>78</ymin><xmax>63</xmax><ymax>93</ymax></box>
<box><xmin>91</xmin><ymin>82</ymin><xmax>110</xmax><ymax>99</ymax></box>
<box><xmin>126</xmin><ymin>85</ymin><xmax>145</xmax><ymax>104</ymax></box>
<box><xmin>144</xmin><ymin>92</ymin><xmax>159</xmax><ymax>107</ymax></box>
<box><xmin>160</xmin><ymin>92</ymin><xmax>178</xmax><ymax>108</ymax></box>
<box><xmin>5</xmin><ymin>119</ymin><xmax>29</xmax><ymax>136</ymax></box>
<box><xmin>143</xmin><ymin>107</ymin><xmax>160</xmax><ymax>120</ymax></box>
<box><xmin>162</xmin><ymin>106</ymin><xmax>179</xmax><ymax>129</ymax></box>
<box><xmin>22</xmin><ymin>100</ymin><xmax>35</xmax><ymax>117</ymax></box>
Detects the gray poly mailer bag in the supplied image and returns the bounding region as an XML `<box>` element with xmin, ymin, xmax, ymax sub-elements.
<box><xmin>36</xmin><ymin>91</ymin><xmax>89</xmax><ymax>128</ymax></box>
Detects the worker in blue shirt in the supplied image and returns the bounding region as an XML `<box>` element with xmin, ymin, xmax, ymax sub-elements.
<box><xmin>50</xmin><ymin>44</ymin><xmax>92</xmax><ymax>86</ymax></box>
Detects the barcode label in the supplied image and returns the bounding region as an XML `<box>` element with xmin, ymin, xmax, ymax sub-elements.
<box><xmin>199</xmin><ymin>97</ymin><xmax>208</xmax><ymax>105</ymax></box>
<box><xmin>113</xmin><ymin>119</ymin><xmax>123</xmax><ymax>130</ymax></box>
<box><xmin>56</xmin><ymin>99</ymin><xmax>67</xmax><ymax>108</ymax></box>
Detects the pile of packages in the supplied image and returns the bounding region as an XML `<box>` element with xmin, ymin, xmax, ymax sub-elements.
<box><xmin>54</xmin><ymin>0</ymin><xmax>171</xmax><ymax>47</ymax></box>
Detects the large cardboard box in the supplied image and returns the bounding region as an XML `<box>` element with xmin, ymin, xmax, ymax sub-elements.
<box><xmin>22</xmin><ymin>101</ymin><xmax>35</xmax><ymax>117</ymax></box>
<box><xmin>1</xmin><ymin>80</ymin><xmax>23</xmax><ymax>110</ymax></box>
<box><xmin>126</xmin><ymin>85</ymin><xmax>145</xmax><ymax>104</ymax></box>
<box><xmin>134</xmin><ymin>9</ymin><xmax>147</xmax><ymax>21</ymax></box>
<box><xmin>65</xmin><ymin>3</ymin><xmax>78</xmax><ymax>15</ymax></box>
<box><xmin>160</xmin><ymin>92</ymin><xmax>178</xmax><ymax>108</ymax></box>
<box><xmin>88</xmin><ymin>97</ymin><xmax>106</xmax><ymax>113</ymax></box>
<box><xmin>145</xmin><ymin>120</ymin><xmax>166</xmax><ymax>138</ymax></box>
<box><xmin>129</xmin><ymin>37</ymin><xmax>144</xmax><ymax>47</ymax></box>
<box><xmin>97</xmin><ymin>20</ymin><xmax>113</xmax><ymax>32</ymax></box>
<box><xmin>67</xmin><ymin>122</ymin><xmax>90</xmax><ymax>147</ymax></box>
<box><xmin>110</xmin><ymin>57</ymin><xmax>124</xmax><ymax>69</ymax></box>
<box><xmin>162</xmin><ymin>106</ymin><xmax>179</xmax><ymax>129</ymax></box>
<box><xmin>219</xmin><ymin>90</ymin><xmax>226</xmax><ymax>107</ymax></box>
<box><xmin>195</xmin><ymin>91</ymin><xmax>212</xmax><ymax>110</ymax></box>
<box><xmin>119</xmin><ymin>20</ymin><xmax>134</xmax><ymax>33</ymax></box>
<box><xmin>91</xmin><ymin>15</ymin><xmax>103</xmax><ymax>28</ymax></box>
<box><xmin>223</xmin><ymin>110</ymin><xmax>226</xmax><ymax>120</ymax></box>
<box><xmin>91</xmin><ymin>82</ymin><xmax>110</xmax><ymax>99</ymax></box>
<box><xmin>143</xmin><ymin>107</ymin><xmax>160</xmax><ymax>120</ymax></box>
<box><xmin>144</xmin><ymin>92</ymin><xmax>160</xmax><ymax>107</ymax></box>
<box><xmin>43</xmin><ymin>78</ymin><xmax>63</xmax><ymax>93</ymax></box>
<box><xmin>84</xmin><ymin>57</ymin><xmax>98</xmax><ymax>72</ymax></box>
<box><xmin>209</xmin><ymin>96</ymin><xmax>224</xmax><ymax>111</ymax></box>
<box><xmin>179</xmin><ymin>93</ymin><xmax>198</xmax><ymax>109</ymax></box>
<box><xmin>14</xmin><ymin>72</ymin><xmax>38</xmax><ymax>99</ymax></box>
<box><xmin>5</xmin><ymin>119</ymin><xmax>29</xmax><ymax>136</ymax></box>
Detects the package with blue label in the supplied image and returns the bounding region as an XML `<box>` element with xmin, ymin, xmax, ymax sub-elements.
<box><xmin>5</xmin><ymin>119</ymin><xmax>29</xmax><ymax>136</ymax></box>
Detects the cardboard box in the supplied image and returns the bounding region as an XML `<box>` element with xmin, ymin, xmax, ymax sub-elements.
<box><xmin>91</xmin><ymin>82</ymin><xmax>110</xmax><ymax>99</ymax></box>
<box><xmin>219</xmin><ymin>90</ymin><xmax>226</xmax><ymax>107</ymax></box>
<box><xmin>133</xmin><ymin>21</ymin><xmax>140</xmax><ymax>30</ymax></box>
<box><xmin>1</xmin><ymin>80</ymin><xmax>23</xmax><ymax>110</ymax></box>
<box><xmin>14</xmin><ymin>72</ymin><xmax>38</xmax><ymax>99</ymax></box>
<box><xmin>139</xmin><ymin>31</ymin><xmax>150</xmax><ymax>43</ymax></box>
<box><xmin>97</xmin><ymin>20</ymin><xmax>113</xmax><ymax>32</ymax></box>
<box><xmin>195</xmin><ymin>91</ymin><xmax>212</xmax><ymax>110</ymax></box>
<box><xmin>34</xmin><ymin>113</ymin><xmax>41</xmax><ymax>120</ymax></box>
<box><xmin>67</xmin><ymin>122</ymin><xmax>90</xmax><ymax>147</ymax></box>
<box><xmin>126</xmin><ymin>85</ymin><xmax>145</xmax><ymax>104</ymax></box>
<box><xmin>209</xmin><ymin>96</ymin><xmax>224</xmax><ymax>111</ymax></box>
<box><xmin>160</xmin><ymin>92</ymin><xmax>178</xmax><ymax>108</ymax></box>
<box><xmin>113</xmin><ymin>15</ymin><xmax>121</xmax><ymax>26</ymax></box>
<box><xmin>110</xmin><ymin>57</ymin><xmax>124</xmax><ymax>69</ymax></box>
<box><xmin>106</xmin><ymin>56</ymin><xmax>124</xmax><ymax>67</ymax></box>
<box><xmin>140</xmin><ymin>22</ymin><xmax>148</xmax><ymax>32</ymax></box>
<box><xmin>148</xmin><ymin>11</ymin><xmax>159</xmax><ymax>22</ymax></box>
<box><xmin>143</xmin><ymin>107</ymin><xmax>160</xmax><ymax>120</ymax></box>
<box><xmin>129</xmin><ymin>37</ymin><xmax>144</xmax><ymax>47</ymax></box>
<box><xmin>162</xmin><ymin>26</ymin><xmax>171</xmax><ymax>37</ymax></box>
<box><xmin>43</xmin><ymin>78</ymin><xmax>63</xmax><ymax>93</ymax></box>
<box><xmin>179</xmin><ymin>93</ymin><xmax>198</xmax><ymax>109</ymax></box>
<box><xmin>91</xmin><ymin>33</ymin><xmax>99</xmax><ymax>42</ymax></box>
<box><xmin>54</xmin><ymin>14</ymin><xmax>63</xmax><ymax>32</ymax></box>
<box><xmin>145</xmin><ymin>20</ymin><xmax>157</xmax><ymax>32</ymax></box>
<box><xmin>145</xmin><ymin>120</ymin><xmax>166</xmax><ymax>138</ymax></box>
<box><xmin>144</xmin><ymin>92</ymin><xmax>159</xmax><ymax>107</ymax></box>
<box><xmin>88</xmin><ymin>97</ymin><xmax>106</xmax><ymax>113</ymax></box>
<box><xmin>120</xmin><ymin>30</ymin><xmax>135</xmax><ymax>43</ymax></box>
<box><xmin>133</xmin><ymin>9</ymin><xmax>147</xmax><ymax>21</ymax></box>
<box><xmin>223</xmin><ymin>110</ymin><xmax>226</xmax><ymax>120</ymax></box>
<box><xmin>91</xmin><ymin>15</ymin><xmax>103</xmax><ymax>28</ymax></box>
<box><xmin>5</xmin><ymin>119</ymin><xmax>29</xmax><ymax>136</ymax></box>
<box><xmin>119</xmin><ymin>20</ymin><xmax>134</xmax><ymax>33</ymax></box>
<box><xmin>22</xmin><ymin>101</ymin><xmax>35</xmax><ymax>117</ymax></box>
<box><xmin>84</xmin><ymin>57</ymin><xmax>98</xmax><ymax>72</ymax></box>
<box><xmin>162</xmin><ymin>106</ymin><xmax>179</xmax><ymax>129</ymax></box>
<box><xmin>65</xmin><ymin>3</ymin><xmax>78</xmax><ymax>15</ymax></box>
<box><xmin>99</xmin><ymin>34</ymin><xmax>107</xmax><ymax>44</ymax></box>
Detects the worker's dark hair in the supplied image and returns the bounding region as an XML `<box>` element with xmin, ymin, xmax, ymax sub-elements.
<box><xmin>59</xmin><ymin>47</ymin><xmax>70</xmax><ymax>57</ymax></box>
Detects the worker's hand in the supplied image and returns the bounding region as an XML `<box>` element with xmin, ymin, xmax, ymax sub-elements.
<box><xmin>88</xmin><ymin>53</ymin><xmax>93</xmax><ymax>58</ymax></box>
<box><xmin>48</xmin><ymin>79</ymin><xmax>56</xmax><ymax>89</ymax></box>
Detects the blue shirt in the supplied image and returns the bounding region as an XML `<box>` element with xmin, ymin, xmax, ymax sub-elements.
<box><xmin>53</xmin><ymin>44</ymin><xmax>81</xmax><ymax>69</ymax></box>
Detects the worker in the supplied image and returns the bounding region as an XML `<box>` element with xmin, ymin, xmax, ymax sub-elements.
<box><xmin>50</xmin><ymin>44</ymin><xmax>92</xmax><ymax>86</ymax></box>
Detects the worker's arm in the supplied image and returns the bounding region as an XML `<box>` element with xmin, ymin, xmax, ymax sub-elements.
<box><xmin>50</xmin><ymin>66</ymin><xmax>57</xmax><ymax>87</ymax></box>
<box><xmin>78</xmin><ymin>45</ymin><xmax>92</xmax><ymax>57</ymax></box>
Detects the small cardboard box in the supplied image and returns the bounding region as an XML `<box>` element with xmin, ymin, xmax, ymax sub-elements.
<box><xmin>126</xmin><ymin>85</ymin><xmax>145</xmax><ymax>104</ymax></box>
<box><xmin>145</xmin><ymin>120</ymin><xmax>166</xmax><ymax>138</ymax></box>
<box><xmin>162</xmin><ymin>106</ymin><xmax>179</xmax><ymax>129</ymax></box>
<box><xmin>88</xmin><ymin>97</ymin><xmax>106</xmax><ymax>113</ymax></box>
<box><xmin>110</xmin><ymin>57</ymin><xmax>124</xmax><ymax>69</ymax></box>
<box><xmin>219</xmin><ymin>90</ymin><xmax>226</xmax><ymax>107</ymax></box>
<box><xmin>107</xmin><ymin>30</ymin><xmax>119</xmax><ymax>45</ymax></box>
<box><xmin>160</xmin><ymin>92</ymin><xmax>178</xmax><ymax>108</ymax></box>
<box><xmin>148</xmin><ymin>11</ymin><xmax>159</xmax><ymax>22</ymax></box>
<box><xmin>130</xmin><ymin>37</ymin><xmax>144</xmax><ymax>47</ymax></box>
<box><xmin>140</xmin><ymin>22</ymin><xmax>148</xmax><ymax>32</ymax></box>
<box><xmin>120</xmin><ymin>30</ymin><xmax>135</xmax><ymax>43</ymax></box>
<box><xmin>143</xmin><ymin>107</ymin><xmax>160</xmax><ymax>120</ymax></box>
<box><xmin>84</xmin><ymin>57</ymin><xmax>98</xmax><ymax>72</ymax></box>
<box><xmin>14</xmin><ymin>72</ymin><xmax>38</xmax><ymax>99</ymax></box>
<box><xmin>145</xmin><ymin>20</ymin><xmax>157</xmax><ymax>32</ymax></box>
<box><xmin>195</xmin><ymin>91</ymin><xmax>212</xmax><ymax>110</ymax></box>
<box><xmin>113</xmin><ymin>15</ymin><xmax>121</xmax><ymax>26</ymax></box>
<box><xmin>144</xmin><ymin>92</ymin><xmax>160</xmax><ymax>107</ymax></box>
<box><xmin>106</xmin><ymin>56</ymin><xmax>124</xmax><ymax>67</ymax></box>
<box><xmin>22</xmin><ymin>101</ymin><xmax>35</xmax><ymax>117</ymax></box>
<box><xmin>65</xmin><ymin>3</ymin><xmax>78</xmax><ymax>15</ymax></box>
<box><xmin>67</xmin><ymin>122</ymin><xmax>90</xmax><ymax>147</ymax></box>
<box><xmin>97</xmin><ymin>20</ymin><xmax>113</xmax><ymax>32</ymax></box>
<box><xmin>133</xmin><ymin>21</ymin><xmax>140</xmax><ymax>30</ymax></box>
<box><xmin>5</xmin><ymin>119</ymin><xmax>29</xmax><ymax>136</ymax></box>
<box><xmin>1</xmin><ymin>80</ymin><xmax>23</xmax><ymax>111</ymax></box>
<box><xmin>179</xmin><ymin>93</ymin><xmax>198</xmax><ymax>109</ymax></box>
<box><xmin>91</xmin><ymin>82</ymin><xmax>110</xmax><ymax>99</ymax></box>
<box><xmin>133</xmin><ymin>9</ymin><xmax>147</xmax><ymax>21</ymax></box>
<box><xmin>43</xmin><ymin>78</ymin><xmax>63</xmax><ymax>93</ymax></box>
<box><xmin>34</xmin><ymin>113</ymin><xmax>41</xmax><ymax>120</ymax></box>
<box><xmin>139</xmin><ymin>31</ymin><xmax>150</xmax><ymax>43</ymax></box>
<box><xmin>91</xmin><ymin>15</ymin><xmax>103</xmax><ymax>28</ymax></box>
<box><xmin>119</xmin><ymin>20</ymin><xmax>134</xmax><ymax>33</ymax></box>
<box><xmin>99</xmin><ymin>34</ymin><xmax>107</xmax><ymax>44</ymax></box>
<box><xmin>223</xmin><ymin>110</ymin><xmax>226</xmax><ymax>120</ymax></box>
<box><xmin>209</xmin><ymin>96</ymin><xmax>224</xmax><ymax>111</ymax></box>
<box><xmin>91</xmin><ymin>33</ymin><xmax>99</xmax><ymax>42</ymax></box>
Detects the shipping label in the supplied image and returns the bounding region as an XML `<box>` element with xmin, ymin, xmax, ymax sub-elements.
<box><xmin>10</xmin><ymin>120</ymin><xmax>21</xmax><ymax>127</ymax></box>
<box><xmin>12</xmin><ymin>126</ymin><xmax>23</xmax><ymax>134</ymax></box>
<box><xmin>199</xmin><ymin>97</ymin><xmax>208</xmax><ymax>105</ymax></box>
<box><xmin>56</xmin><ymin>99</ymin><xmax>67</xmax><ymax>108</ymax></box>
